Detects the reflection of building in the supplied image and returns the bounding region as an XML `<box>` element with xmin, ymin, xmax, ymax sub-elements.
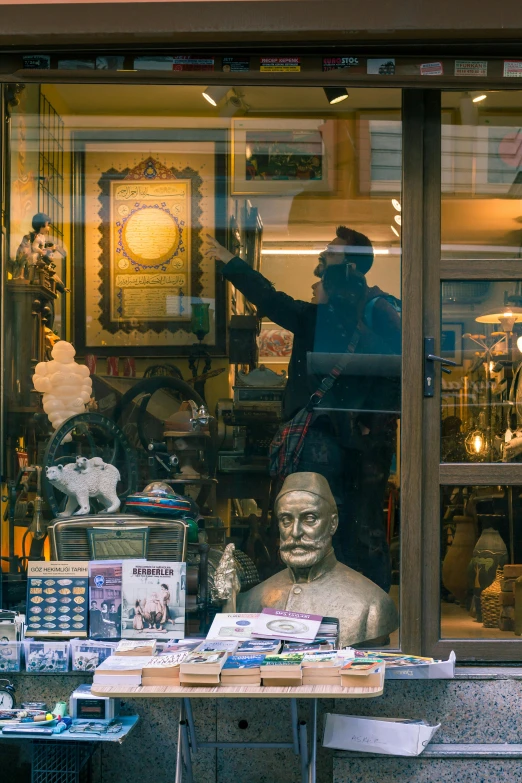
<box><xmin>1</xmin><ymin>3</ymin><xmax>522</xmax><ymax>780</ymax></box>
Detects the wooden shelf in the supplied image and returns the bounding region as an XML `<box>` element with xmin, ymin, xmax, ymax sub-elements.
<box><xmin>91</xmin><ymin>683</ymin><xmax>383</xmax><ymax>699</ymax></box>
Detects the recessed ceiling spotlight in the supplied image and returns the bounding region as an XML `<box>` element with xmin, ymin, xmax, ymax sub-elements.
<box><xmin>471</xmin><ymin>92</ymin><xmax>487</xmax><ymax>103</ymax></box>
<box><xmin>394</xmin><ymin>215</ymin><xmax>402</xmax><ymax>226</ymax></box>
<box><xmin>391</xmin><ymin>198</ymin><xmax>401</xmax><ymax>211</ymax></box>
<box><xmin>391</xmin><ymin>225</ymin><xmax>400</xmax><ymax>237</ymax></box>
<box><xmin>323</xmin><ymin>87</ymin><xmax>349</xmax><ymax>105</ymax></box>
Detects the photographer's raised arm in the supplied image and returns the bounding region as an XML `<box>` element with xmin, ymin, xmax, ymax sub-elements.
<box><xmin>204</xmin><ymin>235</ymin><xmax>308</xmax><ymax>334</ymax></box>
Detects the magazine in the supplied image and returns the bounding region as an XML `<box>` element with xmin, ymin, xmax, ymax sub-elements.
<box><xmin>206</xmin><ymin>613</ymin><xmax>259</xmax><ymax>641</ymax></box>
<box><xmin>89</xmin><ymin>561</ymin><xmax>122</xmax><ymax>639</ymax></box>
<box><xmin>25</xmin><ymin>561</ymin><xmax>88</xmax><ymax>638</ymax></box>
<box><xmin>251</xmin><ymin>608</ymin><xmax>322</xmax><ymax>643</ymax></box>
<box><xmin>121</xmin><ymin>561</ymin><xmax>186</xmax><ymax>640</ymax></box>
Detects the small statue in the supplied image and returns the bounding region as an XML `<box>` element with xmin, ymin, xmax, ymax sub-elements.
<box><xmin>45</xmin><ymin>457</ymin><xmax>121</xmax><ymax>517</ymax></box>
<box><xmin>12</xmin><ymin>213</ymin><xmax>64</xmax><ymax>284</ymax></box>
<box><xmin>213</xmin><ymin>472</ymin><xmax>399</xmax><ymax>648</ymax></box>
<box><xmin>32</xmin><ymin>340</ymin><xmax>93</xmax><ymax>435</ymax></box>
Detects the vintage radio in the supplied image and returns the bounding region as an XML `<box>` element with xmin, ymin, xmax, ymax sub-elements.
<box><xmin>70</xmin><ymin>684</ymin><xmax>119</xmax><ymax>721</ymax></box>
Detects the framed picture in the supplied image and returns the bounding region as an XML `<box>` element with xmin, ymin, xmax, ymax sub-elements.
<box><xmin>441</xmin><ymin>323</ymin><xmax>464</xmax><ymax>366</ymax></box>
<box><xmin>475</xmin><ymin>115</ymin><xmax>522</xmax><ymax>195</ymax></box>
<box><xmin>257</xmin><ymin>321</ymin><xmax>293</xmax><ymax>364</ymax></box>
<box><xmin>356</xmin><ymin>111</ymin><xmax>402</xmax><ymax>195</ymax></box>
<box><xmin>73</xmin><ymin>130</ymin><xmax>227</xmax><ymax>356</ymax></box>
<box><xmin>231</xmin><ymin>118</ymin><xmax>335</xmax><ymax>194</ymax></box>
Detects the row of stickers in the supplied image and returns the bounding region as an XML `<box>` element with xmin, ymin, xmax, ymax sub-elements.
<box><xmin>20</xmin><ymin>54</ymin><xmax>522</xmax><ymax>78</ymax></box>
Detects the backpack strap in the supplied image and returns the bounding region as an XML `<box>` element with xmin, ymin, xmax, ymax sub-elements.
<box><xmin>306</xmin><ymin>322</ymin><xmax>364</xmax><ymax>411</ymax></box>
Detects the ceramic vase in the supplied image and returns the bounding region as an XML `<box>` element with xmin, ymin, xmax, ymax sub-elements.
<box><xmin>442</xmin><ymin>515</ymin><xmax>476</xmax><ymax>606</ymax></box>
<box><xmin>468</xmin><ymin>527</ymin><xmax>508</xmax><ymax>622</ymax></box>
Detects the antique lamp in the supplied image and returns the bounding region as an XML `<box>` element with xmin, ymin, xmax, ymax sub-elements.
<box><xmin>188</xmin><ymin>302</ymin><xmax>212</xmax><ymax>401</ymax></box>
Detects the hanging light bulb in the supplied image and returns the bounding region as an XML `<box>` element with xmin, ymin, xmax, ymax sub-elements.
<box><xmin>465</xmin><ymin>427</ymin><xmax>488</xmax><ymax>460</ymax></box>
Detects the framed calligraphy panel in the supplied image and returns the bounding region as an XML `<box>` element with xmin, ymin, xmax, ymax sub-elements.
<box><xmin>73</xmin><ymin>131</ymin><xmax>227</xmax><ymax>356</ymax></box>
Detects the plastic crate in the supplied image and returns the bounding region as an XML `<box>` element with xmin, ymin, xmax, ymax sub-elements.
<box><xmin>31</xmin><ymin>740</ymin><xmax>96</xmax><ymax>783</ymax></box>
<box><xmin>24</xmin><ymin>641</ymin><xmax>70</xmax><ymax>674</ymax></box>
<box><xmin>71</xmin><ymin>640</ymin><xmax>117</xmax><ymax>672</ymax></box>
<box><xmin>0</xmin><ymin>641</ymin><xmax>22</xmax><ymax>673</ymax></box>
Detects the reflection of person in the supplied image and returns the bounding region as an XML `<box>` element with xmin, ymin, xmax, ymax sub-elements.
<box><xmin>100</xmin><ymin>601</ymin><xmax>117</xmax><ymax>638</ymax></box>
<box><xmin>214</xmin><ymin>473</ymin><xmax>398</xmax><ymax>647</ymax></box>
<box><xmin>160</xmin><ymin>584</ymin><xmax>170</xmax><ymax>625</ymax></box>
<box><xmin>205</xmin><ymin>231</ymin><xmax>400</xmax><ymax>590</ymax></box>
<box><xmin>133</xmin><ymin>600</ymin><xmax>144</xmax><ymax>631</ymax></box>
<box><xmin>90</xmin><ymin>600</ymin><xmax>102</xmax><ymax>637</ymax></box>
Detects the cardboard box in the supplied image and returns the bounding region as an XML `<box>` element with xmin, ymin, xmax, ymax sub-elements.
<box><xmin>322</xmin><ymin>714</ymin><xmax>440</xmax><ymax>756</ymax></box>
<box><xmin>385</xmin><ymin>651</ymin><xmax>455</xmax><ymax>680</ymax></box>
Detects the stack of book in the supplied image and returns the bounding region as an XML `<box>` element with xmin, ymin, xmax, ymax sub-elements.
<box><xmin>221</xmin><ymin>654</ymin><xmax>266</xmax><ymax>685</ymax></box>
<box><xmin>93</xmin><ymin>655</ymin><xmax>148</xmax><ymax>686</ymax></box>
<box><xmin>179</xmin><ymin>648</ymin><xmax>230</xmax><ymax>685</ymax></box>
<box><xmin>141</xmin><ymin>653</ymin><xmax>186</xmax><ymax>686</ymax></box>
<box><xmin>340</xmin><ymin>658</ymin><xmax>385</xmax><ymax>689</ymax></box>
<box><xmin>115</xmin><ymin>639</ymin><xmax>157</xmax><ymax>656</ymax></box>
<box><xmin>301</xmin><ymin>651</ymin><xmax>343</xmax><ymax>686</ymax></box>
<box><xmin>316</xmin><ymin>617</ymin><xmax>340</xmax><ymax>648</ymax></box>
<box><xmin>260</xmin><ymin>653</ymin><xmax>304</xmax><ymax>686</ymax></box>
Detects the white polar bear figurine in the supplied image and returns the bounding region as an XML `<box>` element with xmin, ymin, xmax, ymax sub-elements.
<box><xmin>46</xmin><ymin>458</ymin><xmax>121</xmax><ymax>516</ymax></box>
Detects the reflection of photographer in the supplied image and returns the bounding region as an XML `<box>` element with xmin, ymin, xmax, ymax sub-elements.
<box><xmin>206</xmin><ymin>231</ymin><xmax>400</xmax><ymax>591</ymax></box>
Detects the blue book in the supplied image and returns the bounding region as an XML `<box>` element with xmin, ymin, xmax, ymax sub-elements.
<box><xmin>222</xmin><ymin>655</ymin><xmax>266</xmax><ymax>670</ymax></box>
<box><xmin>237</xmin><ymin>639</ymin><xmax>281</xmax><ymax>654</ymax></box>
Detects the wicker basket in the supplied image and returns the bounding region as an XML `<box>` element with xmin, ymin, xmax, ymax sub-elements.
<box><xmin>481</xmin><ymin>566</ymin><xmax>503</xmax><ymax>628</ymax></box>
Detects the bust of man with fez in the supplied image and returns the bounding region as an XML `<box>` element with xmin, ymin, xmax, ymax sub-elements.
<box><xmin>214</xmin><ymin>472</ymin><xmax>398</xmax><ymax>648</ymax></box>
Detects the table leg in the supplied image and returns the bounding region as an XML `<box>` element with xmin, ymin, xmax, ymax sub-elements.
<box><xmin>175</xmin><ymin>701</ymin><xmax>185</xmax><ymax>783</ymax></box>
<box><xmin>290</xmin><ymin>699</ymin><xmax>300</xmax><ymax>755</ymax></box>
<box><xmin>183</xmin><ymin>698</ymin><xmax>198</xmax><ymax>754</ymax></box>
<box><xmin>308</xmin><ymin>699</ymin><xmax>318</xmax><ymax>783</ymax></box>
<box><xmin>299</xmin><ymin>720</ymin><xmax>309</xmax><ymax>783</ymax></box>
<box><xmin>180</xmin><ymin>721</ymin><xmax>194</xmax><ymax>783</ymax></box>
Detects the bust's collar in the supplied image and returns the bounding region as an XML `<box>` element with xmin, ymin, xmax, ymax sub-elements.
<box><xmin>287</xmin><ymin>548</ymin><xmax>338</xmax><ymax>584</ymax></box>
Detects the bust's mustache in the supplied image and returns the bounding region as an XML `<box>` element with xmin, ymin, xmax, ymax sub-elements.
<box><xmin>280</xmin><ymin>538</ymin><xmax>327</xmax><ymax>552</ymax></box>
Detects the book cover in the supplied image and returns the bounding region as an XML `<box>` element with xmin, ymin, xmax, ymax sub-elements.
<box><xmin>142</xmin><ymin>652</ymin><xmax>189</xmax><ymax>670</ymax></box>
<box><xmin>95</xmin><ymin>655</ymin><xmax>150</xmax><ymax>673</ymax></box>
<box><xmin>206</xmin><ymin>612</ymin><xmax>259</xmax><ymax>641</ymax></box>
<box><xmin>302</xmin><ymin>651</ymin><xmax>340</xmax><ymax>668</ymax></box>
<box><xmin>341</xmin><ymin>659</ymin><xmax>383</xmax><ymax>675</ymax></box>
<box><xmin>116</xmin><ymin>639</ymin><xmax>156</xmax><ymax>655</ymax></box>
<box><xmin>121</xmin><ymin>561</ymin><xmax>186</xmax><ymax>640</ymax></box>
<box><xmin>89</xmin><ymin>561</ymin><xmax>122</xmax><ymax>639</ymax></box>
<box><xmin>260</xmin><ymin>653</ymin><xmax>304</xmax><ymax>668</ymax></box>
<box><xmin>183</xmin><ymin>650</ymin><xmax>228</xmax><ymax>666</ymax></box>
<box><xmin>196</xmin><ymin>640</ymin><xmax>239</xmax><ymax>654</ymax></box>
<box><xmin>222</xmin><ymin>654</ymin><xmax>266</xmax><ymax>670</ymax></box>
<box><xmin>159</xmin><ymin>640</ymin><xmax>203</xmax><ymax>655</ymax></box>
<box><xmin>26</xmin><ymin>561</ymin><xmax>88</xmax><ymax>638</ymax></box>
<box><xmin>252</xmin><ymin>609</ymin><xmax>322</xmax><ymax>643</ymax></box>
<box><xmin>281</xmin><ymin>641</ymin><xmax>334</xmax><ymax>653</ymax></box>
<box><xmin>237</xmin><ymin>639</ymin><xmax>281</xmax><ymax>654</ymax></box>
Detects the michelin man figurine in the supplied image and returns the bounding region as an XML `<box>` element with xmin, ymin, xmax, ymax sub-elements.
<box><xmin>45</xmin><ymin>457</ymin><xmax>121</xmax><ymax>517</ymax></box>
<box><xmin>32</xmin><ymin>340</ymin><xmax>92</xmax><ymax>435</ymax></box>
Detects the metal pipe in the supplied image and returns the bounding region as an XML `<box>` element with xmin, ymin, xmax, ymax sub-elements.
<box><xmin>174</xmin><ymin>711</ymin><xmax>184</xmax><ymax>783</ymax></box>
<box><xmin>299</xmin><ymin>720</ymin><xmax>309</xmax><ymax>783</ymax></box>
<box><xmin>198</xmin><ymin>742</ymin><xmax>294</xmax><ymax>749</ymax></box>
<box><xmin>290</xmin><ymin>699</ymin><xmax>299</xmax><ymax>755</ymax></box>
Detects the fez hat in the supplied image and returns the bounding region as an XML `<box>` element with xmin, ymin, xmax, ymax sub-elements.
<box><xmin>275</xmin><ymin>472</ymin><xmax>336</xmax><ymax>510</ymax></box>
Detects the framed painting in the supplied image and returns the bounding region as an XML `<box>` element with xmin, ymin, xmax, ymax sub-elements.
<box><xmin>231</xmin><ymin>118</ymin><xmax>335</xmax><ymax>195</ymax></box>
<box><xmin>73</xmin><ymin>130</ymin><xmax>227</xmax><ymax>356</ymax></box>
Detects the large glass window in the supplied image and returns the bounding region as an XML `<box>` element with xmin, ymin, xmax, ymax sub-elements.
<box><xmin>1</xmin><ymin>84</ymin><xmax>402</xmax><ymax>652</ymax></box>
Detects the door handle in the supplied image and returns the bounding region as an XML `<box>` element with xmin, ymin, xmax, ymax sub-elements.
<box><xmin>424</xmin><ymin>337</ymin><xmax>457</xmax><ymax>396</ymax></box>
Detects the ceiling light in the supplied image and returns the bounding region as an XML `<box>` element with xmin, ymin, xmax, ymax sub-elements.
<box><xmin>202</xmin><ymin>86</ymin><xmax>231</xmax><ymax>107</ymax></box>
<box><xmin>391</xmin><ymin>199</ymin><xmax>401</xmax><ymax>212</ymax></box>
<box><xmin>323</xmin><ymin>87</ymin><xmax>349</xmax><ymax>105</ymax></box>
<box><xmin>394</xmin><ymin>215</ymin><xmax>402</xmax><ymax>226</ymax></box>
<box><xmin>261</xmin><ymin>247</ymin><xmax>390</xmax><ymax>256</ymax></box>
<box><xmin>390</xmin><ymin>225</ymin><xmax>400</xmax><ymax>237</ymax></box>
<box><xmin>471</xmin><ymin>92</ymin><xmax>487</xmax><ymax>103</ymax></box>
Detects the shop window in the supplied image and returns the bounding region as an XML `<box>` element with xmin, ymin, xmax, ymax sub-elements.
<box><xmin>1</xmin><ymin>84</ymin><xmax>402</xmax><ymax>653</ymax></box>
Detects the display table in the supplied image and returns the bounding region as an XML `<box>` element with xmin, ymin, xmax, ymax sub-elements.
<box><xmin>0</xmin><ymin>716</ymin><xmax>139</xmax><ymax>783</ymax></box>
<box><xmin>91</xmin><ymin>684</ymin><xmax>382</xmax><ymax>783</ymax></box>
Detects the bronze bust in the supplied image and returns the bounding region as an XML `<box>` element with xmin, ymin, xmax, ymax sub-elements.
<box><xmin>214</xmin><ymin>472</ymin><xmax>398</xmax><ymax>647</ymax></box>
